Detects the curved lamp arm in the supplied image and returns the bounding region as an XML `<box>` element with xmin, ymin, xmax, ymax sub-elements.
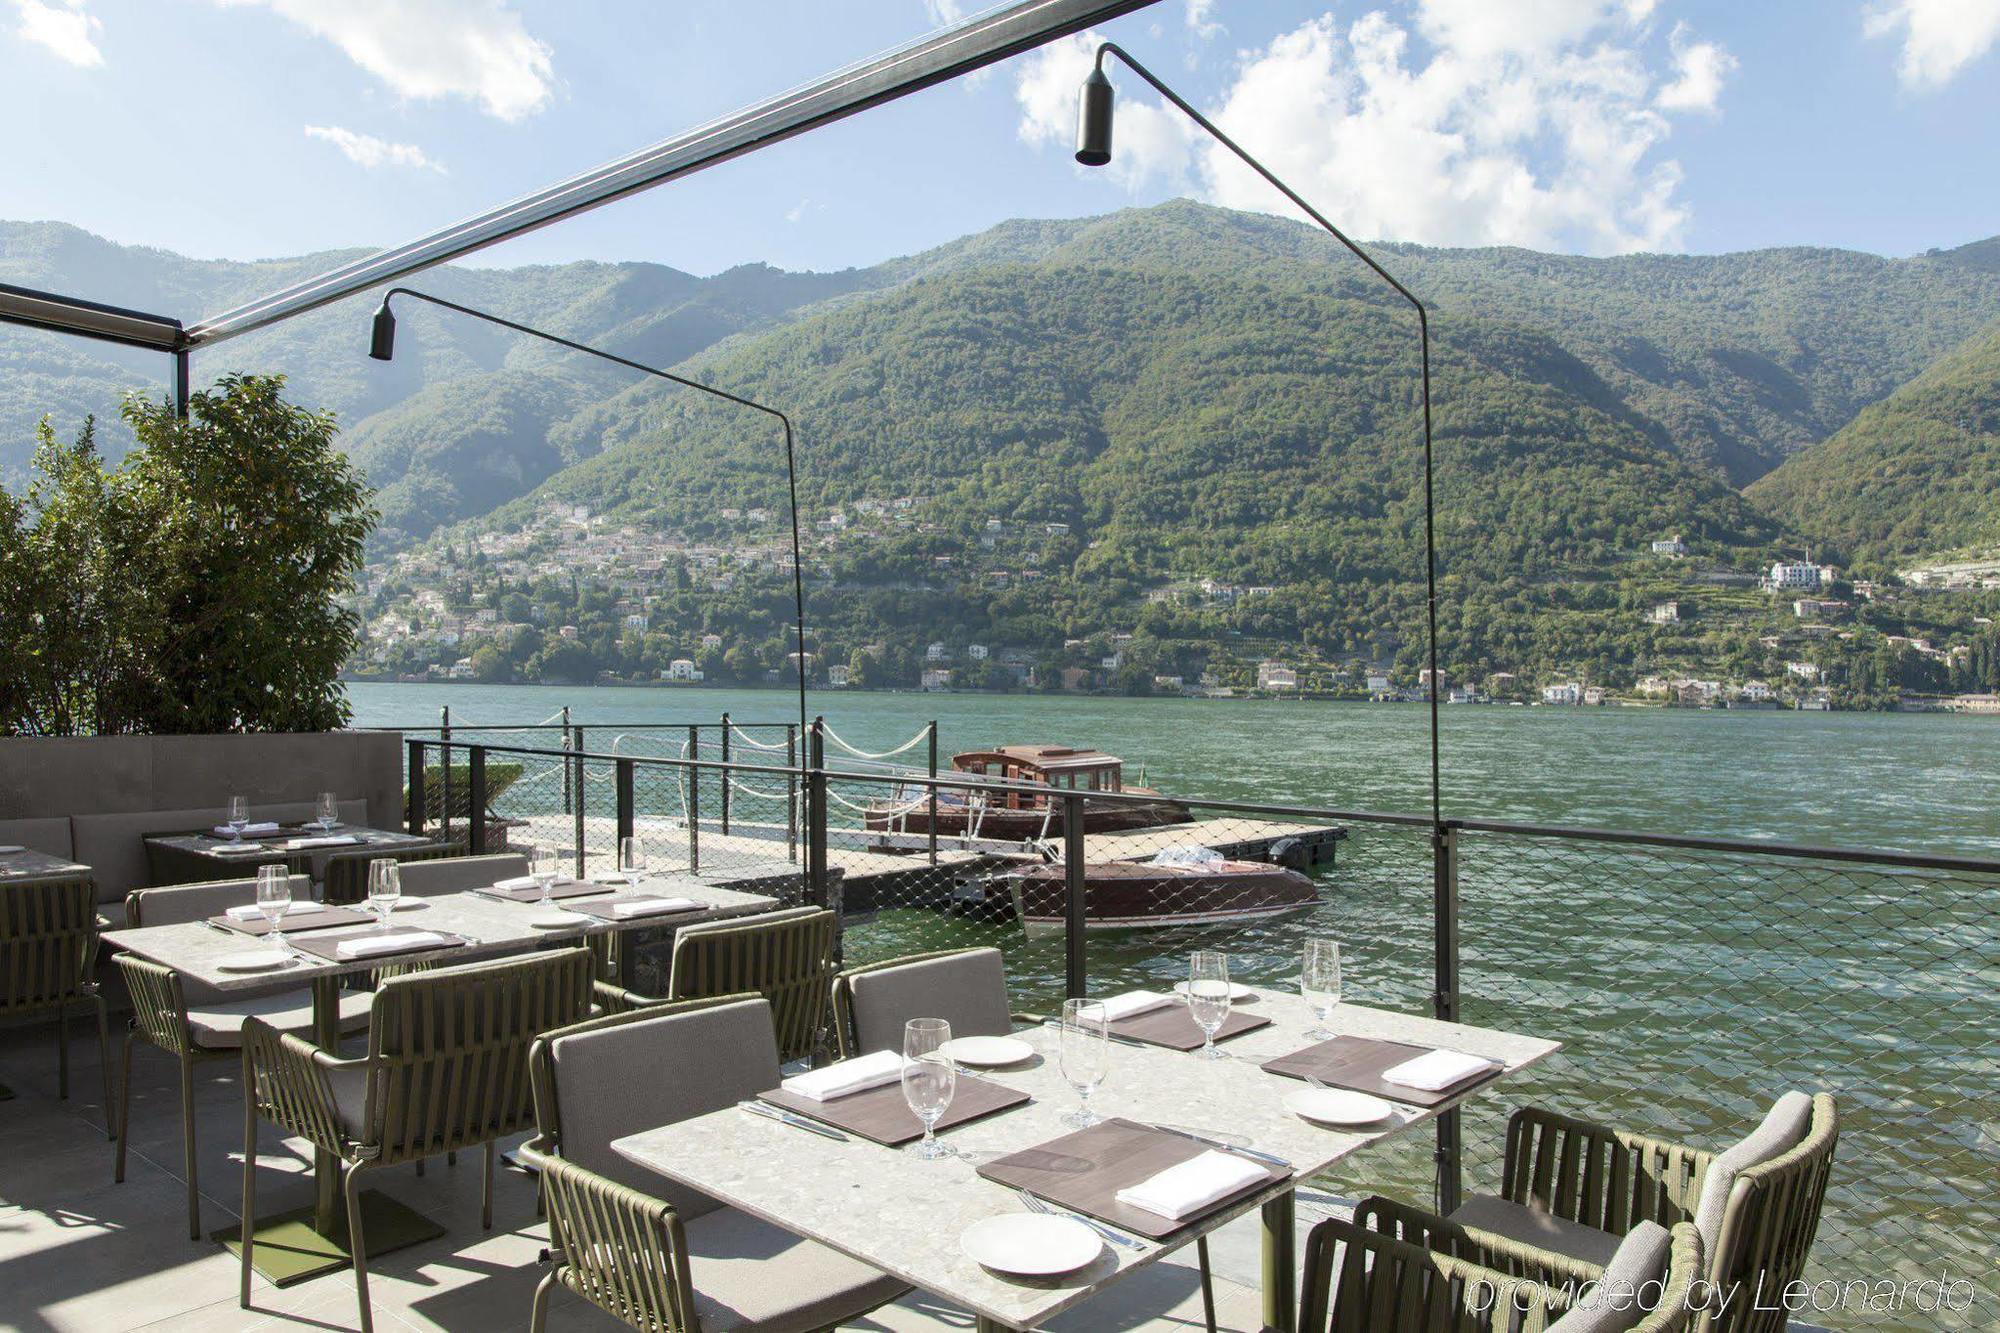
<box><xmin>371</xmin><ymin>287</ymin><xmax>811</xmax><ymax>756</ymax></box>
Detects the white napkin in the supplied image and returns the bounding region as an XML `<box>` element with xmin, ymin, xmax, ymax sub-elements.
<box><xmin>285</xmin><ymin>834</ymin><xmax>359</xmax><ymax>849</ymax></box>
<box><xmin>495</xmin><ymin>874</ymin><xmax>574</xmax><ymax>891</ymax></box>
<box><xmin>335</xmin><ymin>930</ymin><xmax>449</xmax><ymax>960</ymax></box>
<box><xmin>211</xmin><ymin>842</ymin><xmax>268</xmax><ymax>854</ymax></box>
<box><xmin>606</xmin><ymin>897</ymin><xmax>701</xmax><ymax>920</ymax></box>
<box><xmin>1115</xmin><ymin>1150</ymin><xmax>1269</xmax><ymax>1220</ymax></box>
<box><xmin>780</xmin><ymin>1050</ymin><xmax>904</xmax><ymax>1102</ymax></box>
<box><xmin>224</xmin><ymin>904</ymin><xmax>270</xmax><ymax>922</ymax></box>
<box><xmin>1087</xmin><ymin>991</ymin><xmax>1176</xmax><ymax>1022</ymax></box>
<box><xmin>213</xmin><ymin>821</ymin><xmax>281</xmax><ymax>838</ymax></box>
<box><xmin>1381</xmin><ymin>1049</ymin><xmax>1499</xmax><ymax>1092</ymax></box>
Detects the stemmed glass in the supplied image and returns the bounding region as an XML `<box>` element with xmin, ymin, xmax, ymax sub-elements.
<box><xmin>226</xmin><ymin>795</ymin><xmax>250</xmax><ymax>841</ymax></box>
<box><xmin>530</xmin><ymin>845</ymin><xmax>561</xmax><ymax>908</ymax></box>
<box><xmin>316</xmin><ymin>791</ymin><xmax>340</xmax><ymax>832</ymax></box>
<box><xmin>255</xmin><ymin>865</ymin><xmax>292</xmax><ymax>960</ymax></box>
<box><xmin>1058</xmin><ymin>998</ymin><xmax>1109</xmax><ymax>1128</ymax></box>
<box><xmin>1302</xmin><ymin>939</ymin><xmax>1342</xmax><ymax>1040</ymax></box>
<box><xmin>1187</xmin><ymin>951</ymin><xmax>1233</xmax><ymax>1060</ymax></box>
<box><xmin>901</xmin><ymin>1018</ymin><xmax>957</xmax><ymax>1160</ymax></box>
<box><xmin>366</xmin><ymin>858</ymin><xmax>402</xmax><ymax>931</ymax></box>
<box><xmin>619</xmin><ymin>835</ymin><xmax>647</xmax><ymax>883</ymax></box>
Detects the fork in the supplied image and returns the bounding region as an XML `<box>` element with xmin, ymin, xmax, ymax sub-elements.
<box><xmin>1014</xmin><ymin>1189</ymin><xmax>1143</xmax><ymax>1250</ymax></box>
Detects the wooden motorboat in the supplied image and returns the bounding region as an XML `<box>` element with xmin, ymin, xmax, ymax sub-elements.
<box><xmin>985</xmin><ymin>847</ymin><xmax>1319</xmax><ymax>933</ymax></box>
<box><xmin>864</xmin><ymin>744</ymin><xmax>1191</xmax><ymax>842</ymax></box>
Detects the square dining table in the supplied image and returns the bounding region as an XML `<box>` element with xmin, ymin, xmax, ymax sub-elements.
<box><xmin>0</xmin><ymin>845</ymin><xmax>93</xmax><ymax>881</ymax></box>
<box><xmin>612</xmin><ymin>985</ymin><xmax>1559</xmax><ymax>1332</ymax></box>
<box><xmin>142</xmin><ymin>823</ymin><xmax>453</xmax><ymax>887</ymax></box>
<box><xmin>101</xmin><ymin>872</ymin><xmax>787</xmax><ymax>1279</ymax></box>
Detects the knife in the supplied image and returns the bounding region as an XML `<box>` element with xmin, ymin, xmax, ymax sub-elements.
<box><xmin>1147</xmin><ymin>1123</ymin><xmax>1293</xmax><ymax>1171</ymax></box>
<box><xmin>737</xmin><ymin>1100</ymin><xmax>849</xmax><ymax>1141</ymax></box>
<box><xmin>1040</xmin><ymin>1018</ymin><xmax>1149</xmax><ymax>1050</ymax></box>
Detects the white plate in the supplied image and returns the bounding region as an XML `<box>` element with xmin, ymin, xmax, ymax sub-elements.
<box><xmin>1284</xmin><ymin>1087</ymin><xmax>1396</xmax><ymax>1127</ymax></box>
<box><xmin>211</xmin><ymin>843</ymin><xmax>268</xmax><ymax>855</ymax></box>
<box><xmin>390</xmin><ymin>899</ymin><xmax>430</xmax><ymax>911</ymax></box>
<box><xmin>940</xmin><ymin>1035</ymin><xmax>1035</xmax><ymax>1067</ymax></box>
<box><xmin>594</xmin><ymin>872</ymin><xmax>631</xmax><ymax>885</ymax></box>
<box><xmin>218</xmin><ymin>952</ymin><xmax>296</xmax><ymax>974</ymax></box>
<box><xmin>530</xmin><ymin>912</ymin><xmax>580</xmax><ymax>929</ymax></box>
<box><xmin>961</xmin><ymin>1214</ymin><xmax>1101</xmax><ymax>1276</ymax></box>
<box><xmin>1173</xmin><ymin>980</ymin><xmax>1254</xmax><ymax>1001</ymax></box>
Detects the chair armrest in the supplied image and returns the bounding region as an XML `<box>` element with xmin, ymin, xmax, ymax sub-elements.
<box><xmin>115</xmin><ymin>954</ymin><xmax>191</xmax><ymax>1055</ymax></box>
<box><xmin>241</xmin><ymin>1017</ymin><xmax>365</xmax><ymax>1152</ymax></box>
<box><xmin>1354</xmin><ymin>1195</ymin><xmax>1609</xmax><ymax>1287</ymax></box>
<box><xmin>1302</xmin><ymin>1215</ymin><xmax>1567</xmax><ymax>1333</ymax></box>
<box><xmin>592</xmin><ymin>977</ymin><xmax>667</xmax><ymax>1014</ymax></box>
<box><xmin>1502</xmin><ymin>1104</ymin><xmax>1712</xmax><ymax>1234</ymax></box>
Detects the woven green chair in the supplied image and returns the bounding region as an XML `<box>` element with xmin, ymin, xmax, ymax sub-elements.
<box><xmin>521</xmin><ymin>994</ymin><xmax>909</xmax><ymax>1332</ymax></box>
<box><xmin>597</xmin><ymin>906</ymin><xmax>838</xmax><ymax>1065</ymax></box>
<box><xmin>238</xmin><ymin>947</ymin><xmax>593</xmax><ymax>1333</ymax></box>
<box><xmin>1301</xmin><ymin>1214</ymin><xmax>1702</xmax><ymax>1332</ymax></box>
<box><xmin>1360</xmin><ymin>1093</ymin><xmax>1836</xmax><ymax>1333</ymax></box>
<box><xmin>320</xmin><ymin>839</ymin><xmax>466</xmax><ymax>906</ymax></box>
<box><xmin>0</xmin><ymin>872</ymin><xmax>111</xmax><ymax>1130</ymax></box>
<box><xmin>115</xmin><ymin>874</ymin><xmax>364</xmax><ymax>1238</ymax></box>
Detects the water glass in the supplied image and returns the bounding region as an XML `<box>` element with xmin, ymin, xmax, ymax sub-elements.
<box><xmin>1058</xmin><ymin>998</ymin><xmax>1109</xmax><ymax>1128</ymax></box>
<box><xmin>316</xmin><ymin>791</ymin><xmax>340</xmax><ymax>831</ymax></box>
<box><xmin>901</xmin><ymin>1018</ymin><xmax>956</xmax><ymax>1160</ymax></box>
<box><xmin>226</xmin><ymin>795</ymin><xmax>250</xmax><ymax>839</ymax></box>
<box><xmin>1302</xmin><ymin>939</ymin><xmax>1342</xmax><ymax>1040</ymax></box>
<box><xmin>255</xmin><ymin>865</ymin><xmax>291</xmax><ymax>956</ymax></box>
<box><xmin>1187</xmin><ymin>951</ymin><xmax>1232</xmax><ymax>1060</ymax></box>
<box><xmin>367</xmin><ymin>858</ymin><xmax>401</xmax><ymax>931</ymax></box>
<box><xmin>530</xmin><ymin>845</ymin><xmax>561</xmax><ymax>905</ymax></box>
<box><xmin>619</xmin><ymin>835</ymin><xmax>647</xmax><ymax>881</ymax></box>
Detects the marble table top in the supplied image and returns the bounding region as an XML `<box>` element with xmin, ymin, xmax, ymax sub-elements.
<box><xmin>101</xmin><ymin>874</ymin><xmax>782</xmax><ymax>993</ymax></box>
<box><xmin>612</xmin><ymin>986</ymin><xmax>1559</xmax><ymax>1330</ymax></box>
<box><xmin>0</xmin><ymin>847</ymin><xmax>92</xmax><ymax>881</ymax></box>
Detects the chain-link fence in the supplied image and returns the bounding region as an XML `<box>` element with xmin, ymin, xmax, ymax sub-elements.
<box><xmin>396</xmin><ymin>728</ymin><xmax>1999</xmax><ymax>1322</ymax></box>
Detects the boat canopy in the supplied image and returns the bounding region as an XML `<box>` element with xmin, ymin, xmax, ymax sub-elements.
<box><xmin>952</xmin><ymin>745</ymin><xmax>1125</xmax><ymax>792</ymax></box>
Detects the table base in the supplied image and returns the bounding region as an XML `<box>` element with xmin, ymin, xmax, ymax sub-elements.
<box><xmin>214</xmin><ymin>1189</ymin><xmax>445</xmax><ymax>1286</ymax></box>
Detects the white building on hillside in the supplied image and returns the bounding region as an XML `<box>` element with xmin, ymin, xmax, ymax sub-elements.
<box><xmin>1257</xmin><ymin>661</ymin><xmax>1298</xmax><ymax>691</ymax></box>
<box><xmin>664</xmin><ymin>658</ymin><xmax>703</xmax><ymax>682</ymax></box>
<box><xmin>1769</xmin><ymin>561</ymin><xmax>1822</xmax><ymax>591</ymax></box>
<box><xmin>1542</xmin><ymin>682</ymin><xmax>1582</xmax><ymax>705</ymax></box>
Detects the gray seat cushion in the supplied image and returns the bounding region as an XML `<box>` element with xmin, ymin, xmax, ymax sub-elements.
<box><xmin>546</xmin><ymin>997</ymin><xmax>781</xmax><ymax>1217</ymax></box>
<box><xmin>188</xmin><ymin>988</ymin><xmax>372</xmax><ymax>1049</ymax></box>
<box><xmin>1547</xmin><ymin>1220</ymin><xmax>1674</xmax><ymax>1332</ymax></box>
<box><xmin>1449</xmin><ymin>1194</ymin><xmax>1627</xmax><ymax>1269</ymax></box>
<box><xmin>846</xmin><ymin>948</ymin><xmax>1014</xmax><ymax>1053</ymax></box>
<box><xmin>0</xmin><ymin>817</ymin><xmax>74</xmax><ymax>860</ymax></box>
<box><xmin>394</xmin><ymin>853</ymin><xmax>528</xmax><ymax>897</ymax></box>
<box><xmin>682</xmin><ymin>1205</ymin><xmax>910</xmax><ymax>1333</ymax></box>
<box><xmin>127</xmin><ymin>875</ymin><xmax>313</xmax><ymax>928</ymax></box>
<box><xmin>1691</xmin><ymin>1091</ymin><xmax>1813</xmax><ymax>1258</ymax></box>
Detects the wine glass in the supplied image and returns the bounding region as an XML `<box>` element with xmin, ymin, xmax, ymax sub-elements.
<box><xmin>366</xmin><ymin>858</ymin><xmax>401</xmax><ymax>931</ymax></box>
<box><xmin>901</xmin><ymin>1018</ymin><xmax>956</xmax><ymax>1160</ymax></box>
<box><xmin>530</xmin><ymin>845</ymin><xmax>560</xmax><ymax>907</ymax></box>
<box><xmin>226</xmin><ymin>795</ymin><xmax>250</xmax><ymax>840</ymax></box>
<box><xmin>316</xmin><ymin>791</ymin><xmax>340</xmax><ymax>832</ymax></box>
<box><xmin>1058</xmin><ymin>998</ymin><xmax>1109</xmax><ymax>1128</ymax></box>
<box><xmin>255</xmin><ymin>865</ymin><xmax>292</xmax><ymax>958</ymax></box>
<box><xmin>1302</xmin><ymin>939</ymin><xmax>1342</xmax><ymax>1040</ymax></box>
<box><xmin>619</xmin><ymin>835</ymin><xmax>647</xmax><ymax>882</ymax></box>
<box><xmin>1187</xmin><ymin>951</ymin><xmax>1232</xmax><ymax>1060</ymax></box>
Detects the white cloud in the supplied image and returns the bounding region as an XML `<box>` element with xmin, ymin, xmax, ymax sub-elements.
<box><xmin>922</xmin><ymin>0</ymin><xmax>968</xmax><ymax>25</ymax></box>
<box><xmin>12</xmin><ymin>0</ymin><xmax>102</xmax><ymax>67</ymax></box>
<box><xmin>1655</xmin><ymin>20</ymin><xmax>1736</xmax><ymax>112</ymax></box>
<box><xmin>218</xmin><ymin>0</ymin><xmax>554</xmax><ymax>121</ymax></box>
<box><xmin>1018</xmin><ymin>4</ymin><xmax>1736</xmax><ymax>255</ymax></box>
<box><xmin>1186</xmin><ymin>0</ymin><xmax>1224</xmax><ymax>41</ymax></box>
<box><xmin>304</xmin><ymin>124</ymin><xmax>445</xmax><ymax>172</ymax></box>
<box><xmin>1865</xmin><ymin>0</ymin><xmax>2000</xmax><ymax>90</ymax></box>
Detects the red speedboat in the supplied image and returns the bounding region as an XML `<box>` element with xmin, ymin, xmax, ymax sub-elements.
<box><xmin>988</xmin><ymin>847</ymin><xmax>1319</xmax><ymax>933</ymax></box>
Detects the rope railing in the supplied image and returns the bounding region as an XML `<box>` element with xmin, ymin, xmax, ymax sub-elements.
<box><xmin>818</xmin><ymin>720</ymin><xmax>933</xmax><ymax>762</ymax></box>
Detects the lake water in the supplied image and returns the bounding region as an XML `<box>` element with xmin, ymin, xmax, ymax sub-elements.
<box><xmin>347</xmin><ymin>682</ymin><xmax>1998</xmax><ymax>1302</ymax></box>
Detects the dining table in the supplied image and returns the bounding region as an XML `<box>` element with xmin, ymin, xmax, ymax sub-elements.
<box><xmin>612</xmin><ymin>985</ymin><xmax>1559</xmax><ymax>1332</ymax></box>
<box><xmin>0</xmin><ymin>845</ymin><xmax>93</xmax><ymax>881</ymax></box>
<box><xmin>142</xmin><ymin>822</ymin><xmax>453</xmax><ymax>887</ymax></box>
<box><xmin>100</xmin><ymin>870</ymin><xmax>787</xmax><ymax>1279</ymax></box>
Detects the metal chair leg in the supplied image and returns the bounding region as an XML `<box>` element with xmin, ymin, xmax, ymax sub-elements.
<box><xmin>56</xmin><ymin>1000</ymin><xmax>69</xmax><ymax>1099</ymax></box>
<box><xmin>346</xmin><ymin>1163</ymin><xmax>374</xmax><ymax>1333</ymax></box>
<box><xmin>482</xmin><ymin>1139</ymin><xmax>496</xmax><ymax>1230</ymax></box>
<box><xmin>530</xmin><ymin>1270</ymin><xmax>555</xmax><ymax>1333</ymax></box>
<box><xmin>179</xmin><ymin>1055</ymin><xmax>201</xmax><ymax>1239</ymax></box>
<box><xmin>1196</xmin><ymin>1235</ymin><xmax>1218</xmax><ymax>1333</ymax></box>
<box><xmin>240</xmin><ymin>1053</ymin><xmax>258</xmax><ymax>1309</ymax></box>
<box><xmin>92</xmin><ymin>994</ymin><xmax>114</xmax><ymax>1139</ymax></box>
<box><xmin>113</xmin><ymin>1029</ymin><xmax>135</xmax><ymax>1183</ymax></box>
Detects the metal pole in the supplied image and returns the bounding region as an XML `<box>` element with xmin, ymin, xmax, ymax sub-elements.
<box><xmin>572</xmin><ymin>724</ymin><xmax>587</xmax><ymax>879</ymax></box>
<box><xmin>1063</xmin><ymin>792</ymin><xmax>1087</xmax><ymax>999</ymax></box>
<box><xmin>786</xmin><ymin>723</ymin><xmax>799</xmax><ymax>864</ymax></box>
<box><xmin>615</xmin><ymin>758</ymin><xmax>635</xmax><ymax>852</ymax></box>
<box><xmin>720</xmin><ymin>711</ymin><xmax>732</xmax><ymax>835</ymax></box>
<box><xmin>468</xmin><ymin>747</ymin><xmax>487</xmax><ymax>855</ymax></box>
<box><xmin>808</xmin><ymin>718</ymin><xmax>829</xmax><ymax>912</ymax></box>
<box><xmin>439</xmin><ymin>704</ymin><xmax>453</xmax><ymax>843</ymax></box>
<box><xmin>406</xmin><ymin>740</ymin><xmax>427</xmax><ymax>835</ymax></box>
<box><xmin>687</xmin><ymin>725</ymin><xmax>701</xmax><ymax>874</ymax></box>
<box><xmin>172</xmin><ymin>348</ymin><xmax>189</xmax><ymax>420</ymax></box>
<box><xmin>928</xmin><ymin>721</ymin><xmax>940</xmax><ymax>869</ymax></box>
<box><xmin>561</xmin><ymin>706</ymin><xmax>573</xmax><ymax>815</ymax></box>
<box><xmin>1433</xmin><ymin>822</ymin><xmax>1463</xmax><ymax>1215</ymax></box>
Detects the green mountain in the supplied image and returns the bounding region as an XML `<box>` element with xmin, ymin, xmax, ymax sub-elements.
<box><xmin>1748</xmin><ymin>318</ymin><xmax>2000</xmax><ymax>562</ymax></box>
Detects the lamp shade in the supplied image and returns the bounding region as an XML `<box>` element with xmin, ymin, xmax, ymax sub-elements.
<box><xmin>368</xmin><ymin>300</ymin><xmax>396</xmax><ymax>361</ymax></box>
<box><xmin>1075</xmin><ymin>67</ymin><xmax>1113</xmax><ymax>166</ymax></box>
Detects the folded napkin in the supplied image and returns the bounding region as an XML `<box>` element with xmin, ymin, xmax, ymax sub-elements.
<box><xmin>211</xmin><ymin>842</ymin><xmax>268</xmax><ymax>854</ymax></box>
<box><xmin>1380</xmin><ymin>1048</ymin><xmax>1500</xmax><ymax>1092</ymax></box>
<box><xmin>1087</xmin><ymin>991</ymin><xmax>1177</xmax><ymax>1022</ymax></box>
<box><xmin>335</xmin><ymin>930</ymin><xmax>448</xmax><ymax>960</ymax></box>
<box><xmin>213</xmin><ymin>821</ymin><xmax>281</xmax><ymax>838</ymax></box>
<box><xmin>495</xmin><ymin>874</ymin><xmax>574</xmax><ymax>891</ymax></box>
<box><xmin>780</xmin><ymin>1050</ymin><xmax>904</xmax><ymax>1102</ymax></box>
<box><xmin>1115</xmin><ymin>1150</ymin><xmax>1269</xmax><ymax>1220</ymax></box>
<box><xmin>224</xmin><ymin>904</ymin><xmax>283</xmax><ymax>922</ymax></box>
<box><xmin>606</xmin><ymin>897</ymin><xmax>700</xmax><ymax>920</ymax></box>
<box><xmin>285</xmin><ymin>834</ymin><xmax>359</xmax><ymax>849</ymax></box>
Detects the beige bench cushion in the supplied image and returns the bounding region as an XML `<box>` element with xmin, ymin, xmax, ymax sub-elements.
<box><xmin>188</xmin><ymin>988</ymin><xmax>372</xmax><ymax>1049</ymax></box>
<box><xmin>682</xmin><ymin>1205</ymin><xmax>909</xmax><ymax>1333</ymax></box>
<box><xmin>0</xmin><ymin>817</ymin><xmax>74</xmax><ymax>860</ymax></box>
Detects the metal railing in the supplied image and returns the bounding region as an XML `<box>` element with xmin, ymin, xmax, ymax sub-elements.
<box><xmin>397</xmin><ymin>724</ymin><xmax>1999</xmax><ymax>1314</ymax></box>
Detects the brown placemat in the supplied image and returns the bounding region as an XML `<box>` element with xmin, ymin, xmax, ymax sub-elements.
<box><xmin>760</xmin><ymin>1072</ymin><xmax>1030</xmax><ymax>1147</ymax></box>
<box><xmin>562</xmin><ymin>896</ymin><xmax>708</xmax><ymax>924</ymax></box>
<box><xmin>209</xmin><ymin>905</ymin><xmax>373</xmax><ymax>937</ymax></box>
<box><xmin>472</xmin><ymin>880</ymin><xmax>615</xmax><ymax>903</ymax></box>
<box><xmin>289</xmin><ymin>926</ymin><xmax>471</xmax><ymax>964</ymax></box>
<box><xmin>1259</xmin><ymin>1036</ymin><xmax>1502</xmax><ymax>1107</ymax></box>
<box><xmin>976</xmin><ymin>1117</ymin><xmax>1290</xmax><ymax>1240</ymax></box>
<box><xmin>1109</xmin><ymin>1004</ymin><xmax>1271</xmax><ymax>1052</ymax></box>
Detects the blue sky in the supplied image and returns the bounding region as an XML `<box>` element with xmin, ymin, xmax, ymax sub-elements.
<box><xmin>2</xmin><ymin>0</ymin><xmax>1997</xmax><ymax>289</ymax></box>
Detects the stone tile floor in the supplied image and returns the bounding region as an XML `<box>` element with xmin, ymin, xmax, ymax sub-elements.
<box><xmin>0</xmin><ymin>1015</ymin><xmax>1357</xmax><ymax>1331</ymax></box>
